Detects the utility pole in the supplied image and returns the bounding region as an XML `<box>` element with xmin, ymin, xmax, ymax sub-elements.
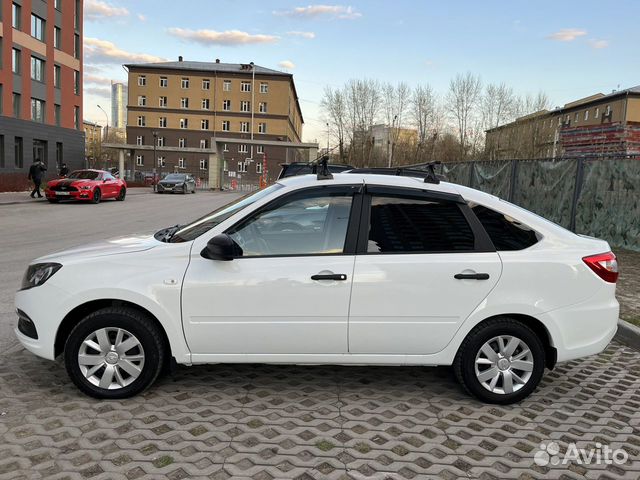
<box><xmin>326</xmin><ymin>122</ymin><xmax>330</xmax><ymax>156</ymax></box>
<box><xmin>388</xmin><ymin>114</ymin><xmax>398</xmax><ymax>167</ymax></box>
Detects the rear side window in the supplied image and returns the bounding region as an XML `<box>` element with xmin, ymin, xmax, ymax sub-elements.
<box><xmin>367</xmin><ymin>195</ymin><xmax>475</xmax><ymax>253</ymax></box>
<box><xmin>471</xmin><ymin>204</ymin><xmax>539</xmax><ymax>251</ymax></box>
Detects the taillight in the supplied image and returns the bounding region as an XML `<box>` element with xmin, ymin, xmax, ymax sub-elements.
<box><xmin>583</xmin><ymin>252</ymin><xmax>618</xmax><ymax>283</ymax></box>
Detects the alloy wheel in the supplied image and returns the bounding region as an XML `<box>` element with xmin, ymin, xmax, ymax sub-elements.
<box><xmin>78</xmin><ymin>327</ymin><xmax>145</xmax><ymax>389</ymax></box>
<box><xmin>474</xmin><ymin>335</ymin><xmax>534</xmax><ymax>395</ymax></box>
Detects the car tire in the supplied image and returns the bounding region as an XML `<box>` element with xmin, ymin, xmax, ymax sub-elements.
<box><xmin>116</xmin><ymin>187</ymin><xmax>126</xmax><ymax>201</ymax></box>
<box><xmin>182</xmin><ymin>185</ymin><xmax>187</xmax><ymax>194</ymax></box>
<box><xmin>92</xmin><ymin>188</ymin><xmax>101</xmax><ymax>204</ymax></box>
<box><xmin>63</xmin><ymin>306</ymin><xmax>166</xmax><ymax>399</ymax></box>
<box><xmin>453</xmin><ymin>317</ymin><xmax>545</xmax><ymax>405</ymax></box>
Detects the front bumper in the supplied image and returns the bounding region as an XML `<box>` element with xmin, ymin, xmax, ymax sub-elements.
<box><xmin>45</xmin><ymin>189</ymin><xmax>94</xmax><ymax>201</ymax></box>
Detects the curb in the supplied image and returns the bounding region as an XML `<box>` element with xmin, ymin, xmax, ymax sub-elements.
<box><xmin>615</xmin><ymin>319</ymin><xmax>640</xmax><ymax>351</ymax></box>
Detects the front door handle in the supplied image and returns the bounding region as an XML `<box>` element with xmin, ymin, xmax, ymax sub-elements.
<box><xmin>454</xmin><ymin>273</ymin><xmax>490</xmax><ymax>280</ymax></box>
<box><xmin>311</xmin><ymin>273</ymin><xmax>347</xmax><ymax>281</ymax></box>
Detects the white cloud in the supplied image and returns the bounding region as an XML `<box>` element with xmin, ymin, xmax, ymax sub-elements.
<box><xmin>85</xmin><ymin>0</ymin><xmax>129</xmax><ymax>21</ymax></box>
<box><xmin>278</xmin><ymin>60</ymin><xmax>296</xmax><ymax>70</ymax></box>
<box><xmin>84</xmin><ymin>73</ymin><xmax>113</xmax><ymax>86</ymax></box>
<box><xmin>85</xmin><ymin>86</ymin><xmax>111</xmax><ymax>98</ymax></box>
<box><xmin>84</xmin><ymin>37</ymin><xmax>166</xmax><ymax>64</ymax></box>
<box><xmin>547</xmin><ymin>28</ymin><xmax>587</xmax><ymax>42</ymax></box>
<box><xmin>137</xmin><ymin>13</ymin><xmax>147</xmax><ymax>22</ymax></box>
<box><xmin>287</xmin><ymin>31</ymin><xmax>316</xmax><ymax>39</ymax></box>
<box><xmin>589</xmin><ymin>39</ymin><xmax>609</xmax><ymax>49</ymax></box>
<box><xmin>167</xmin><ymin>28</ymin><xmax>279</xmax><ymax>46</ymax></box>
<box><xmin>274</xmin><ymin>5</ymin><xmax>361</xmax><ymax>19</ymax></box>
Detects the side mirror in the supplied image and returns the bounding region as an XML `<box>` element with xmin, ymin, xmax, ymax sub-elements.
<box><xmin>201</xmin><ymin>234</ymin><xmax>243</xmax><ymax>261</ymax></box>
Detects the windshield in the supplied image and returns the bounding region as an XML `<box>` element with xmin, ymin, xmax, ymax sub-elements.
<box><xmin>68</xmin><ymin>170</ymin><xmax>100</xmax><ymax>180</ymax></box>
<box><xmin>169</xmin><ymin>183</ymin><xmax>284</xmax><ymax>243</ymax></box>
<box><xmin>164</xmin><ymin>174</ymin><xmax>186</xmax><ymax>181</ymax></box>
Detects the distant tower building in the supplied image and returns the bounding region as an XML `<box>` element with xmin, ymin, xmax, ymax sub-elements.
<box><xmin>111</xmin><ymin>82</ymin><xmax>127</xmax><ymax>129</ymax></box>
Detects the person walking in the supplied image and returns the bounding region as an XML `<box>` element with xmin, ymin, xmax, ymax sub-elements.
<box><xmin>59</xmin><ymin>163</ymin><xmax>69</xmax><ymax>177</ymax></box>
<box><xmin>28</xmin><ymin>160</ymin><xmax>47</xmax><ymax>198</ymax></box>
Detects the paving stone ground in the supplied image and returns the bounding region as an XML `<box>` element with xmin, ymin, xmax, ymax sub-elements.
<box><xmin>616</xmin><ymin>249</ymin><xmax>640</xmax><ymax>323</ymax></box>
<box><xmin>1</xmin><ymin>340</ymin><xmax>639</xmax><ymax>480</ymax></box>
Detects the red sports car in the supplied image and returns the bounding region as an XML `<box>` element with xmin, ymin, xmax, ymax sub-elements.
<box><xmin>45</xmin><ymin>169</ymin><xmax>127</xmax><ymax>204</ymax></box>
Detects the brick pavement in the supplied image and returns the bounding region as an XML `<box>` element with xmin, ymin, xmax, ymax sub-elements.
<box><xmin>0</xmin><ymin>340</ymin><xmax>638</xmax><ymax>479</ymax></box>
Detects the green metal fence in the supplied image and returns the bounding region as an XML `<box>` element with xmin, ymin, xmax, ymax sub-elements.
<box><xmin>435</xmin><ymin>156</ymin><xmax>640</xmax><ymax>252</ymax></box>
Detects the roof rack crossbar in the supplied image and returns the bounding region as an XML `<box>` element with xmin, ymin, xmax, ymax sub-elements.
<box><xmin>346</xmin><ymin>161</ymin><xmax>443</xmax><ymax>184</ymax></box>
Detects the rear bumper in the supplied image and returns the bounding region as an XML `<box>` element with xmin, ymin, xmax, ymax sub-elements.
<box><xmin>541</xmin><ymin>286</ymin><xmax>619</xmax><ymax>363</ymax></box>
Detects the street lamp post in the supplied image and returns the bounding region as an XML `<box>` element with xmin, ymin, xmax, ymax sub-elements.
<box><xmin>153</xmin><ymin>131</ymin><xmax>159</xmax><ymax>192</ymax></box>
<box><xmin>326</xmin><ymin>122</ymin><xmax>330</xmax><ymax>156</ymax></box>
<box><xmin>96</xmin><ymin>104</ymin><xmax>109</xmax><ymax>169</ymax></box>
<box><xmin>388</xmin><ymin>114</ymin><xmax>398</xmax><ymax>168</ymax></box>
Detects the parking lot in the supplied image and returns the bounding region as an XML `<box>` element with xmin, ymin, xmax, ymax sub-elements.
<box><xmin>1</xmin><ymin>189</ymin><xmax>639</xmax><ymax>479</ymax></box>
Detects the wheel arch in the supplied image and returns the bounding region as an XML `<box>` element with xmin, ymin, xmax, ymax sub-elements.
<box><xmin>54</xmin><ymin>299</ymin><xmax>172</xmax><ymax>364</ymax></box>
<box><xmin>459</xmin><ymin>313</ymin><xmax>557</xmax><ymax>370</ymax></box>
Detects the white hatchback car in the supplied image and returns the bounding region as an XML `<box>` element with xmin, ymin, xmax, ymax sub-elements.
<box><xmin>15</xmin><ymin>167</ymin><xmax>619</xmax><ymax>404</ymax></box>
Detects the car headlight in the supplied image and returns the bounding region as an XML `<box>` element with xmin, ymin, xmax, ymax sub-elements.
<box><xmin>21</xmin><ymin>263</ymin><xmax>62</xmax><ymax>290</ymax></box>
<box><xmin>81</xmin><ymin>185</ymin><xmax>92</xmax><ymax>190</ymax></box>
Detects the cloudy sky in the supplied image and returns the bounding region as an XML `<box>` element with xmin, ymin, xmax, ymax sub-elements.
<box><xmin>83</xmin><ymin>0</ymin><xmax>639</xmax><ymax>142</ymax></box>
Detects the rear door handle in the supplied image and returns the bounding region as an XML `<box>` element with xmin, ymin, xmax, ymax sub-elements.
<box><xmin>454</xmin><ymin>273</ymin><xmax>490</xmax><ymax>280</ymax></box>
<box><xmin>311</xmin><ymin>273</ymin><xmax>347</xmax><ymax>281</ymax></box>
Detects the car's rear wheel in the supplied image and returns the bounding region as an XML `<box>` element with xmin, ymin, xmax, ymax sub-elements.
<box><xmin>64</xmin><ymin>307</ymin><xmax>165</xmax><ymax>399</ymax></box>
<box><xmin>116</xmin><ymin>187</ymin><xmax>126</xmax><ymax>201</ymax></box>
<box><xmin>454</xmin><ymin>317</ymin><xmax>545</xmax><ymax>404</ymax></box>
<box><xmin>92</xmin><ymin>188</ymin><xmax>101</xmax><ymax>204</ymax></box>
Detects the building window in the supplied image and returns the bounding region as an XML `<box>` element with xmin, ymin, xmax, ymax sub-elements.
<box><xmin>74</xmin><ymin>70</ymin><xmax>80</xmax><ymax>95</ymax></box>
<box><xmin>256</xmin><ymin>162</ymin><xmax>263</xmax><ymax>174</ymax></box>
<box><xmin>160</xmin><ymin>77</ymin><xmax>168</xmax><ymax>87</ymax></box>
<box><xmin>574</xmin><ymin>112</ymin><xmax>579</xmax><ymax>123</ymax></box>
<box><xmin>202</xmin><ymin>99</ymin><xmax>210</xmax><ymax>110</ymax></box>
<box><xmin>53</xmin><ymin>65</ymin><xmax>61</xmax><ymax>88</ymax></box>
<box><xmin>138</xmin><ymin>95</ymin><xmax>146</xmax><ymax>106</ymax></box>
<box><xmin>136</xmin><ymin>155</ymin><xmax>144</xmax><ymax>166</ymax></box>
<box><xmin>201</xmin><ymin>119</ymin><xmax>209</xmax><ymax>130</ymax></box>
<box><xmin>605</xmin><ymin>105</ymin><xmax>611</xmax><ymax>116</ymax></box>
<box><xmin>13</xmin><ymin>93</ymin><xmax>21</xmax><ymax>118</ymax></box>
<box><xmin>202</xmin><ymin>79</ymin><xmax>210</xmax><ymax>90</ymax></box>
<box><xmin>12</xmin><ymin>3</ymin><xmax>21</xmax><ymax>30</ymax></box>
<box><xmin>74</xmin><ymin>34</ymin><xmax>80</xmax><ymax>59</ymax></box>
<box><xmin>31</xmin><ymin>57</ymin><xmax>45</xmax><ymax>82</ymax></box>
<box><xmin>222</xmin><ymin>120</ymin><xmax>230</xmax><ymax>131</ymax></box>
<box><xmin>178</xmin><ymin>138</ymin><xmax>185</xmax><ymax>148</ymax></box>
<box><xmin>157</xmin><ymin>136</ymin><xmax>165</xmax><ymax>147</ymax></box>
<box><xmin>14</xmin><ymin>137</ymin><xmax>24</xmax><ymax>168</ymax></box>
<box><xmin>238</xmin><ymin>144</ymin><xmax>248</xmax><ymax>154</ymax></box>
<box><xmin>259</xmin><ymin>102</ymin><xmax>267</xmax><ymax>113</ymax></box>
<box><xmin>180</xmin><ymin>118</ymin><xmax>188</xmax><ymax>129</ymax></box>
<box><xmin>258</xmin><ymin>122</ymin><xmax>266</xmax><ymax>133</ymax></box>
<box><xmin>31</xmin><ymin>98</ymin><xmax>45</xmax><ymax>123</ymax></box>
<box><xmin>256</xmin><ymin>145</ymin><xmax>264</xmax><ymax>154</ymax></box>
<box><xmin>181</xmin><ymin>78</ymin><xmax>190</xmax><ymax>89</ymax></box>
<box><xmin>137</xmin><ymin>115</ymin><xmax>146</xmax><ymax>127</ymax></box>
<box><xmin>54</xmin><ymin>104</ymin><xmax>61</xmax><ymax>126</ymax></box>
<box><xmin>180</xmin><ymin>97</ymin><xmax>189</xmax><ymax>108</ymax></box>
<box><xmin>595</xmin><ymin>107</ymin><xmax>600</xmax><ymax>118</ymax></box>
<box><xmin>178</xmin><ymin>158</ymin><xmax>185</xmax><ymax>169</ymax></box>
<box><xmin>200</xmin><ymin>139</ymin><xmax>207</xmax><ymax>149</ymax></box>
<box><xmin>159</xmin><ymin>117</ymin><xmax>167</xmax><ymax>128</ymax></box>
<box><xmin>136</xmin><ymin>136</ymin><xmax>144</xmax><ymax>146</ymax></box>
<box><xmin>138</xmin><ymin>75</ymin><xmax>146</xmax><ymax>86</ymax></box>
<box><xmin>223</xmin><ymin>100</ymin><xmax>231</xmax><ymax>111</ymax></box>
<box><xmin>241</xmin><ymin>82</ymin><xmax>251</xmax><ymax>92</ymax></box>
<box><xmin>0</xmin><ymin>135</ymin><xmax>4</xmax><ymax>169</ymax></box>
<box><xmin>260</xmin><ymin>82</ymin><xmax>268</xmax><ymax>94</ymax></box>
<box><xmin>223</xmin><ymin>143</ymin><xmax>229</xmax><ymax>152</ymax></box>
<box><xmin>240</xmin><ymin>122</ymin><xmax>249</xmax><ymax>133</ymax></box>
<box><xmin>240</xmin><ymin>101</ymin><xmax>250</xmax><ymax>112</ymax></box>
<box><xmin>74</xmin><ymin>106</ymin><xmax>79</xmax><ymax>129</ymax></box>
<box><xmin>223</xmin><ymin>80</ymin><xmax>231</xmax><ymax>91</ymax></box>
<box><xmin>31</xmin><ymin>14</ymin><xmax>45</xmax><ymax>42</ymax></box>
<box><xmin>200</xmin><ymin>159</ymin><xmax>207</xmax><ymax>170</ymax></box>
<box><xmin>584</xmin><ymin>110</ymin><xmax>589</xmax><ymax>121</ymax></box>
<box><xmin>159</xmin><ymin>96</ymin><xmax>167</xmax><ymax>107</ymax></box>
<box><xmin>238</xmin><ymin>161</ymin><xmax>247</xmax><ymax>172</ymax></box>
<box><xmin>55</xmin><ymin>0</ymin><xmax>62</xmax><ymax>11</ymax></box>
<box><xmin>158</xmin><ymin>156</ymin><xmax>166</xmax><ymax>167</ymax></box>
<box><xmin>54</xmin><ymin>27</ymin><xmax>61</xmax><ymax>49</ymax></box>
<box><xmin>12</xmin><ymin>48</ymin><xmax>21</xmax><ymax>74</ymax></box>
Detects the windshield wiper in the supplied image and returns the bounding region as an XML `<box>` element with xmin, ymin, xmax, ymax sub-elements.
<box><xmin>154</xmin><ymin>224</ymin><xmax>182</xmax><ymax>242</ymax></box>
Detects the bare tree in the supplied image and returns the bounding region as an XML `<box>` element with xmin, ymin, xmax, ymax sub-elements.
<box><xmin>381</xmin><ymin>82</ymin><xmax>411</xmax><ymax>165</ymax></box>
<box><xmin>344</xmin><ymin>79</ymin><xmax>382</xmax><ymax>166</ymax></box>
<box><xmin>447</xmin><ymin>72</ymin><xmax>482</xmax><ymax>159</ymax></box>
<box><xmin>411</xmin><ymin>84</ymin><xmax>442</xmax><ymax>162</ymax></box>
<box><xmin>320</xmin><ymin>86</ymin><xmax>349</xmax><ymax>162</ymax></box>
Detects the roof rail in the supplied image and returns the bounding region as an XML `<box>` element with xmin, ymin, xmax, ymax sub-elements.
<box><xmin>346</xmin><ymin>161</ymin><xmax>443</xmax><ymax>184</ymax></box>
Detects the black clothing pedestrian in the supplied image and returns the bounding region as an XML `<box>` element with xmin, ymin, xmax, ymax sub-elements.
<box><xmin>28</xmin><ymin>161</ymin><xmax>47</xmax><ymax>198</ymax></box>
<box><xmin>59</xmin><ymin>164</ymin><xmax>69</xmax><ymax>177</ymax></box>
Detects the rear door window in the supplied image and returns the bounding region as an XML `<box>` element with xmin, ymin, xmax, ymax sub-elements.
<box><xmin>470</xmin><ymin>203</ymin><xmax>539</xmax><ymax>251</ymax></box>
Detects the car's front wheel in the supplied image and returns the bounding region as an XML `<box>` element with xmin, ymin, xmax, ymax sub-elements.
<box><xmin>64</xmin><ymin>307</ymin><xmax>166</xmax><ymax>399</ymax></box>
<box><xmin>454</xmin><ymin>317</ymin><xmax>545</xmax><ymax>404</ymax></box>
<box><xmin>92</xmin><ymin>188</ymin><xmax>101</xmax><ymax>204</ymax></box>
